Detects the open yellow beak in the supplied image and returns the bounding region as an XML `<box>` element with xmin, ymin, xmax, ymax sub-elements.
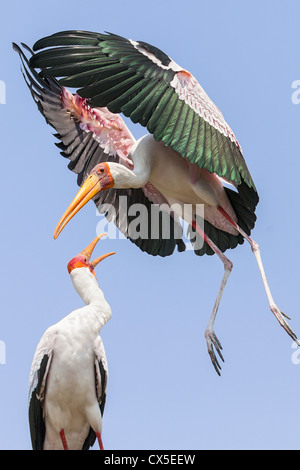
<box><xmin>81</xmin><ymin>233</ymin><xmax>116</xmax><ymax>267</ymax></box>
<box><xmin>80</xmin><ymin>233</ymin><xmax>106</xmax><ymax>261</ymax></box>
<box><xmin>91</xmin><ymin>251</ymin><xmax>116</xmax><ymax>268</ymax></box>
<box><xmin>54</xmin><ymin>174</ymin><xmax>101</xmax><ymax>239</ymax></box>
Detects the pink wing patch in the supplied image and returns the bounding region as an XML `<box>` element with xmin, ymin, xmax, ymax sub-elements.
<box><xmin>143</xmin><ymin>182</ymin><xmax>170</xmax><ymax>206</ymax></box>
<box><xmin>61</xmin><ymin>87</ymin><xmax>135</xmax><ymax>167</ymax></box>
<box><xmin>61</xmin><ymin>88</ymin><xmax>168</xmax><ymax>206</ymax></box>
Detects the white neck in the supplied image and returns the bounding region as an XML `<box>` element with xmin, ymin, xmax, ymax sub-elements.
<box><xmin>70</xmin><ymin>268</ymin><xmax>111</xmax><ymax>326</ymax></box>
<box><xmin>111</xmin><ymin>135</ymin><xmax>153</xmax><ymax>188</ymax></box>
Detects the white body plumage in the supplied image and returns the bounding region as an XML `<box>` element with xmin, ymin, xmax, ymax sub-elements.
<box><xmin>28</xmin><ymin>237</ymin><xmax>114</xmax><ymax>450</ymax></box>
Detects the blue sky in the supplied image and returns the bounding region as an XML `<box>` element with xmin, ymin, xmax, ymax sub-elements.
<box><xmin>1</xmin><ymin>0</ymin><xmax>300</xmax><ymax>450</ymax></box>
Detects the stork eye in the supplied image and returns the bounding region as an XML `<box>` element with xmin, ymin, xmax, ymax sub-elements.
<box><xmin>99</xmin><ymin>168</ymin><xmax>105</xmax><ymax>173</ymax></box>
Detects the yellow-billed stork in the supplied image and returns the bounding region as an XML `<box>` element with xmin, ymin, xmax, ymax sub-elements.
<box><xmin>28</xmin><ymin>234</ymin><xmax>115</xmax><ymax>450</ymax></box>
<box><xmin>14</xmin><ymin>34</ymin><xmax>298</xmax><ymax>375</ymax></box>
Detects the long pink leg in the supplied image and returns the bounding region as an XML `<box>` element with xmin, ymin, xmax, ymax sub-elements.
<box><xmin>96</xmin><ymin>431</ymin><xmax>104</xmax><ymax>450</ymax></box>
<box><xmin>192</xmin><ymin>220</ymin><xmax>233</xmax><ymax>375</ymax></box>
<box><xmin>60</xmin><ymin>429</ymin><xmax>68</xmax><ymax>450</ymax></box>
<box><xmin>217</xmin><ymin>206</ymin><xmax>299</xmax><ymax>344</ymax></box>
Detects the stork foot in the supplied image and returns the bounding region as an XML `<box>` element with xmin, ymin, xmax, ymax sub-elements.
<box><xmin>205</xmin><ymin>329</ymin><xmax>224</xmax><ymax>376</ymax></box>
<box><xmin>270</xmin><ymin>304</ymin><xmax>299</xmax><ymax>345</ymax></box>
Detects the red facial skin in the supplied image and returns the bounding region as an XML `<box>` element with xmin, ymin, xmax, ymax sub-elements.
<box><xmin>67</xmin><ymin>255</ymin><xmax>96</xmax><ymax>277</ymax></box>
<box><xmin>91</xmin><ymin>162</ymin><xmax>114</xmax><ymax>190</ymax></box>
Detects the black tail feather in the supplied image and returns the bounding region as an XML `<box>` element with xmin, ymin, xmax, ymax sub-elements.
<box><xmin>188</xmin><ymin>181</ymin><xmax>258</xmax><ymax>256</ymax></box>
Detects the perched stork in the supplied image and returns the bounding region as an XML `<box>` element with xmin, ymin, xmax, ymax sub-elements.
<box><xmin>14</xmin><ymin>33</ymin><xmax>298</xmax><ymax>375</ymax></box>
<box><xmin>28</xmin><ymin>234</ymin><xmax>115</xmax><ymax>450</ymax></box>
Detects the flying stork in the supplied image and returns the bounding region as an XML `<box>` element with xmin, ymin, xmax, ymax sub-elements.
<box><xmin>13</xmin><ymin>33</ymin><xmax>298</xmax><ymax>375</ymax></box>
<box><xmin>28</xmin><ymin>234</ymin><xmax>115</xmax><ymax>450</ymax></box>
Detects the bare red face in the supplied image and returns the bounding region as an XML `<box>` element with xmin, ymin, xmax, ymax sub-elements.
<box><xmin>67</xmin><ymin>254</ymin><xmax>96</xmax><ymax>276</ymax></box>
<box><xmin>90</xmin><ymin>162</ymin><xmax>114</xmax><ymax>191</ymax></box>
<box><xmin>67</xmin><ymin>234</ymin><xmax>116</xmax><ymax>278</ymax></box>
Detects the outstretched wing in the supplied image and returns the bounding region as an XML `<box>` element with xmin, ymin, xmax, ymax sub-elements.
<box><xmin>29</xmin><ymin>30</ymin><xmax>259</xmax><ymax>211</ymax></box>
<box><xmin>14</xmin><ymin>43</ymin><xmax>185</xmax><ymax>257</ymax></box>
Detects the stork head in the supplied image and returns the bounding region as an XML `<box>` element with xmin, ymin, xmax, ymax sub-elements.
<box><xmin>54</xmin><ymin>163</ymin><xmax>114</xmax><ymax>239</ymax></box>
<box><xmin>67</xmin><ymin>233</ymin><xmax>116</xmax><ymax>278</ymax></box>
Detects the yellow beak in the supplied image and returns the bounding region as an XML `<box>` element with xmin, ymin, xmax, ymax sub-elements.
<box><xmin>80</xmin><ymin>233</ymin><xmax>116</xmax><ymax>266</ymax></box>
<box><xmin>91</xmin><ymin>251</ymin><xmax>116</xmax><ymax>268</ymax></box>
<box><xmin>80</xmin><ymin>233</ymin><xmax>106</xmax><ymax>261</ymax></box>
<box><xmin>54</xmin><ymin>174</ymin><xmax>101</xmax><ymax>239</ymax></box>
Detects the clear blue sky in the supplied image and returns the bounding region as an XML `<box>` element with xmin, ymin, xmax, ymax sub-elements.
<box><xmin>1</xmin><ymin>0</ymin><xmax>300</xmax><ymax>450</ymax></box>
